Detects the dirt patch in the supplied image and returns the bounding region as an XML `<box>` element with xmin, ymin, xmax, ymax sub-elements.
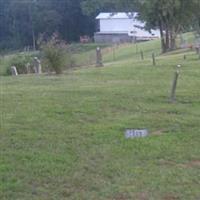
<box><xmin>159</xmin><ymin>159</ymin><xmax>200</xmax><ymax>168</ymax></box>
<box><xmin>178</xmin><ymin>160</ymin><xmax>200</xmax><ymax>168</ymax></box>
<box><xmin>135</xmin><ymin>192</ymin><xmax>149</xmax><ymax>200</ymax></box>
<box><xmin>164</xmin><ymin>195</ymin><xmax>180</xmax><ymax>200</ymax></box>
<box><xmin>151</xmin><ymin>129</ymin><xmax>167</xmax><ymax>136</ymax></box>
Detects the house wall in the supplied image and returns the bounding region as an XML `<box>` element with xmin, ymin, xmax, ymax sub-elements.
<box><xmin>100</xmin><ymin>19</ymin><xmax>133</xmax><ymax>32</ymax></box>
<box><xmin>94</xmin><ymin>33</ymin><xmax>133</xmax><ymax>43</ymax></box>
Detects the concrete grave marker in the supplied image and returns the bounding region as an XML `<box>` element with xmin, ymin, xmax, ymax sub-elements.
<box><xmin>125</xmin><ymin>129</ymin><xmax>149</xmax><ymax>139</ymax></box>
<box><xmin>33</xmin><ymin>57</ymin><xmax>42</xmax><ymax>74</ymax></box>
<box><xmin>11</xmin><ymin>66</ymin><xmax>18</xmax><ymax>76</ymax></box>
<box><xmin>96</xmin><ymin>47</ymin><xmax>103</xmax><ymax>67</ymax></box>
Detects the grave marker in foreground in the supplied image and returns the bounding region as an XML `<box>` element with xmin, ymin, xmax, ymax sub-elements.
<box><xmin>125</xmin><ymin>129</ymin><xmax>149</xmax><ymax>139</ymax></box>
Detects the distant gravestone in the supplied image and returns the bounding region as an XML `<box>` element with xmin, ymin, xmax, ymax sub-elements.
<box><xmin>33</xmin><ymin>57</ymin><xmax>42</xmax><ymax>74</ymax></box>
<box><xmin>96</xmin><ymin>47</ymin><xmax>103</xmax><ymax>67</ymax></box>
<box><xmin>125</xmin><ymin>129</ymin><xmax>149</xmax><ymax>139</ymax></box>
<box><xmin>11</xmin><ymin>66</ymin><xmax>18</xmax><ymax>76</ymax></box>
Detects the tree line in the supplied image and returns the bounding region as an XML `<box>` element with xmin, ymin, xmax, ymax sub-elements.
<box><xmin>0</xmin><ymin>0</ymin><xmax>95</xmax><ymax>50</ymax></box>
<box><xmin>1</xmin><ymin>0</ymin><xmax>200</xmax><ymax>53</ymax></box>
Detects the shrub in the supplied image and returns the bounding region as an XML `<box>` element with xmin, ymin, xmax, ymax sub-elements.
<box><xmin>7</xmin><ymin>53</ymin><xmax>33</xmax><ymax>75</ymax></box>
<box><xmin>40</xmin><ymin>33</ymin><xmax>69</xmax><ymax>74</ymax></box>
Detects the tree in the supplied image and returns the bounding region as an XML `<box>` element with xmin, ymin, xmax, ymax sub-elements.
<box><xmin>82</xmin><ymin>0</ymin><xmax>199</xmax><ymax>53</ymax></box>
<box><xmin>138</xmin><ymin>0</ymin><xmax>200</xmax><ymax>52</ymax></box>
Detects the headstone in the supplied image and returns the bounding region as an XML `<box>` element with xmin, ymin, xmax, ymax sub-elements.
<box><xmin>33</xmin><ymin>57</ymin><xmax>42</xmax><ymax>74</ymax></box>
<box><xmin>11</xmin><ymin>66</ymin><xmax>18</xmax><ymax>76</ymax></box>
<box><xmin>96</xmin><ymin>47</ymin><xmax>103</xmax><ymax>67</ymax></box>
<box><xmin>125</xmin><ymin>129</ymin><xmax>149</xmax><ymax>139</ymax></box>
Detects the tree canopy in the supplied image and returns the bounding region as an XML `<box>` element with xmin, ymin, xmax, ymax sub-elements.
<box><xmin>0</xmin><ymin>0</ymin><xmax>95</xmax><ymax>50</ymax></box>
<box><xmin>0</xmin><ymin>0</ymin><xmax>200</xmax><ymax>52</ymax></box>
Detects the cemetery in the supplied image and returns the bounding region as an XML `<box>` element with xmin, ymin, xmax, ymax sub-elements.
<box><xmin>0</xmin><ymin>0</ymin><xmax>200</xmax><ymax>199</ymax></box>
<box><xmin>0</xmin><ymin>32</ymin><xmax>200</xmax><ymax>199</ymax></box>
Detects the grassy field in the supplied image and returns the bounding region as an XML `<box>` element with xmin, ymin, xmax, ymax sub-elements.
<box><xmin>0</xmin><ymin>35</ymin><xmax>200</xmax><ymax>199</ymax></box>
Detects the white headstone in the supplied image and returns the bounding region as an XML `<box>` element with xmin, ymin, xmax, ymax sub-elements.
<box><xmin>33</xmin><ymin>57</ymin><xmax>42</xmax><ymax>74</ymax></box>
<box><xmin>11</xmin><ymin>66</ymin><xmax>18</xmax><ymax>76</ymax></box>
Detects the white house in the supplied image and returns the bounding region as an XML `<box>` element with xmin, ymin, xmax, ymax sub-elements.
<box><xmin>94</xmin><ymin>12</ymin><xmax>160</xmax><ymax>43</ymax></box>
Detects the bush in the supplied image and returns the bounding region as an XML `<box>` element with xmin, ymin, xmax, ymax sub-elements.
<box><xmin>7</xmin><ymin>53</ymin><xmax>33</xmax><ymax>75</ymax></box>
<box><xmin>40</xmin><ymin>33</ymin><xmax>69</xmax><ymax>74</ymax></box>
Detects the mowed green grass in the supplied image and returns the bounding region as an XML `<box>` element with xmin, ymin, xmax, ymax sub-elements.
<box><xmin>0</xmin><ymin>38</ymin><xmax>200</xmax><ymax>200</ymax></box>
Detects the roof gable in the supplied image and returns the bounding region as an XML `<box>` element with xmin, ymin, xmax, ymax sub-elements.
<box><xmin>96</xmin><ymin>12</ymin><xmax>138</xmax><ymax>20</ymax></box>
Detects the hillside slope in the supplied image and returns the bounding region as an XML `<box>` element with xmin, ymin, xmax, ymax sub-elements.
<box><xmin>0</xmin><ymin>34</ymin><xmax>200</xmax><ymax>200</ymax></box>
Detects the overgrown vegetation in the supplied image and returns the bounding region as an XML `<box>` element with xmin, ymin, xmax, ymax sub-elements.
<box><xmin>40</xmin><ymin>34</ymin><xmax>70</xmax><ymax>74</ymax></box>
<box><xmin>7</xmin><ymin>54</ymin><xmax>33</xmax><ymax>75</ymax></box>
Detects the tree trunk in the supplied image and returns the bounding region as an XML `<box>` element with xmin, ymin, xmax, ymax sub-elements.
<box><xmin>169</xmin><ymin>28</ymin><xmax>177</xmax><ymax>50</ymax></box>
<box><xmin>165</xmin><ymin>26</ymin><xmax>170</xmax><ymax>51</ymax></box>
<box><xmin>159</xmin><ymin>20</ymin><xmax>167</xmax><ymax>53</ymax></box>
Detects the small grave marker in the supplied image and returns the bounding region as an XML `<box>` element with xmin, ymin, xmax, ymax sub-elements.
<box><xmin>96</xmin><ymin>47</ymin><xmax>103</xmax><ymax>67</ymax></box>
<box><xmin>11</xmin><ymin>66</ymin><xmax>18</xmax><ymax>76</ymax></box>
<box><xmin>33</xmin><ymin>57</ymin><xmax>42</xmax><ymax>74</ymax></box>
<box><xmin>125</xmin><ymin>129</ymin><xmax>149</xmax><ymax>139</ymax></box>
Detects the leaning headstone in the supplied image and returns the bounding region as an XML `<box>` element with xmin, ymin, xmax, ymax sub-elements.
<box><xmin>11</xmin><ymin>66</ymin><xmax>18</xmax><ymax>76</ymax></box>
<box><xmin>33</xmin><ymin>57</ymin><xmax>42</xmax><ymax>74</ymax></box>
<box><xmin>96</xmin><ymin>47</ymin><xmax>103</xmax><ymax>67</ymax></box>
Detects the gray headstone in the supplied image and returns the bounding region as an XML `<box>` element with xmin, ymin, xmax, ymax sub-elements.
<box><xmin>96</xmin><ymin>47</ymin><xmax>103</xmax><ymax>67</ymax></box>
<box><xmin>11</xmin><ymin>66</ymin><xmax>18</xmax><ymax>76</ymax></box>
<box><xmin>33</xmin><ymin>57</ymin><xmax>42</xmax><ymax>74</ymax></box>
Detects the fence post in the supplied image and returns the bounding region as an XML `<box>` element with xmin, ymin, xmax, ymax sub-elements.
<box><xmin>152</xmin><ymin>52</ymin><xmax>156</xmax><ymax>66</ymax></box>
<box><xmin>170</xmin><ymin>65</ymin><xmax>181</xmax><ymax>103</ymax></box>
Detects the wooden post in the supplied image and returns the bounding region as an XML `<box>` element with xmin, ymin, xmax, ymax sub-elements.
<box><xmin>113</xmin><ymin>46</ymin><xmax>116</xmax><ymax>61</ymax></box>
<box><xmin>96</xmin><ymin>47</ymin><xmax>103</xmax><ymax>67</ymax></box>
<box><xmin>140</xmin><ymin>51</ymin><xmax>144</xmax><ymax>60</ymax></box>
<box><xmin>170</xmin><ymin>65</ymin><xmax>181</xmax><ymax>103</ymax></box>
<box><xmin>152</xmin><ymin>52</ymin><xmax>156</xmax><ymax>66</ymax></box>
<box><xmin>135</xmin><ymin>42</ymin><xmax>138</xmax><ymax>54</ymax></box>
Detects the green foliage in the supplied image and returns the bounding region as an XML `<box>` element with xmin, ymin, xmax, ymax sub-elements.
<box><xmin>7</xmin><ymin>53</ymin><xmax>33</xmax><ymax>75</ymax></box>
<box><xmin>41</xmin><ymin>34</ymin><xmax>69</xmax><ymax>74</ymax></box>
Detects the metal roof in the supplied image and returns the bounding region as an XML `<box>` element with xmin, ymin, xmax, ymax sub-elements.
<box><xmin>96</xmin><ymin>12</ymin><xmax>138</xmax><ymax>19</ymax></box>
